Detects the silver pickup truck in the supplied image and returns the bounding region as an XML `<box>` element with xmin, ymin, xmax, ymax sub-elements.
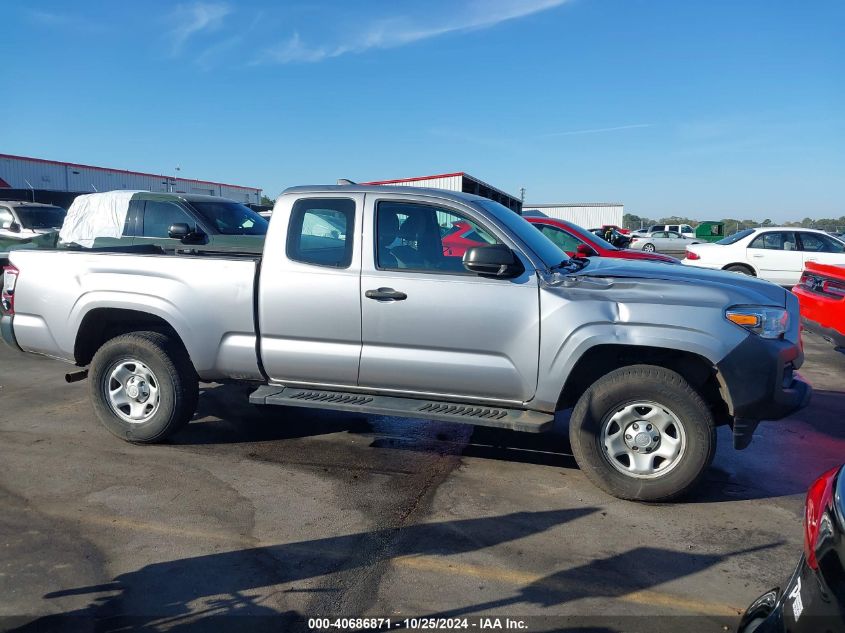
<box><xmin>0</xmin><ymin>185</ymin><xmax>810</xmax><ymax>501</ymax></box>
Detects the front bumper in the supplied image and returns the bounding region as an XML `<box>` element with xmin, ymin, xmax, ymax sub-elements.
<box><xmin>715</xmin><ymin>334</ymin><xmax>812</xmax><ymax>448</ymax></box>
<box><xmin>0</xmin><ymin>314</ymin><xmax>20</xmax><ymax>351</ymax></box>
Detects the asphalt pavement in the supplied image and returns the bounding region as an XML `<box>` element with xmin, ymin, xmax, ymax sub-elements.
<box><xmin>0</xmin><ymin>333</ymin><xmax>842</xmax><ymax>632</ymax></box>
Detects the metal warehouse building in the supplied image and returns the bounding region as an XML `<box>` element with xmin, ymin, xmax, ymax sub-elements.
<box><xmin>0</xmin><ymin>154</ymin><xmax>262</xmax><ymax>205</ymax></box>
<box><xmin>522</xmin><ymin>203</ymin><xmax>624</xmax><ymax>229</ymax></box>
<box><xmin>363</xmin><ymin>172</ymin><xmax>523</xmax><ymax>213</ymax></box>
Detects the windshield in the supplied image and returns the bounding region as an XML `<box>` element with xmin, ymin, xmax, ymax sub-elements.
<box><xmin>716</xmin><ymin>228</ymin><xmax>754</xmax><ymax>245</ymax></box>
<box><xmin>477</xmin><ymin>200</ymin><xmax>569</xmax><ymax>267</ymax></box>
<box><xmin>188</xmin><ymin>200</ymin><xmax>269</xmax><ymax>236</ymax></box>
<box><xmin>15</xmin><ymin>206</ymin><xmax>66</xmax><ymax>229</ymax></box>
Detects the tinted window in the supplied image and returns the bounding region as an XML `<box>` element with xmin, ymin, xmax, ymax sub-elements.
<box><xmin>377</xmin><ymin>201</ymin><xmax>502</xmax><ymax>273</ymax></box>
<box><xmin>668</xmin><ymin>225</ymin><xmax>679</xmax><ymax>232</ymax></box>
<box><xmin>0</xmin><ymin>207</ymin><xmax>13</xmax><ymax>229</ymax></box>
<box><xmin>538</xmin><ymin>225</ymin><xmax>581</xmax><ymax>252</ymax></box>
<box><xmin>189</xmin><ymin>200</ymin><xmax>268</xmax><ymax>236</ymax></box>
<box><xmin>142</xmin><ymin>201</ymin><xmax>194</xmax><ymax>238</ymax></box>
<box><xmin>716</xmin><ymin>228</ymin><xmax>754</xmax><ymax>245</ymax></box>
<box><xmin>799</xmin><ymin>232</ymin><xmax>845</xmax><ymax>253</ymax></box>
<box><xmin>749</xmin><ymin>231</ymin><xmax>798</xmax><ymax>251</ymax></box>
<box><xmin>287</xmin><ymin>198</ymin><xmax>355</xmax><ymax>268</ymax></box>
<box><xmin>14</xmin><ymin>206</ymin><xmax>66</xmax><ymax>229</ymax></box>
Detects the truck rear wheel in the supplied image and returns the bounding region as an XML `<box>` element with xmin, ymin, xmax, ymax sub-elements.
<box><xmin>569</xmin><ymin>365</ymin><xmax>715</xmax><ymax>502</ymax></box>
<box><xmin>89</xmin><ymin>331</ymin><xmax>198</xmax><ymax>443</ymax></box>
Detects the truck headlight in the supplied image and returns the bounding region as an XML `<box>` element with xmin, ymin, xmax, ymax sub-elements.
<box><xmin>725</xmin><ymin>306</ymin><xmax>789</xmax><ymax>339</ymax></box>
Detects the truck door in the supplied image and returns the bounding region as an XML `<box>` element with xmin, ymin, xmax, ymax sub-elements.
<box><xmin>258</xmin><ymin>194</ymin><xmax>364</xmax><ymax>386</ymax></box>
<box><xmin>358</xmin><ymin>195</ymin><xmax>540</xmax><ymax>403</ymax></box>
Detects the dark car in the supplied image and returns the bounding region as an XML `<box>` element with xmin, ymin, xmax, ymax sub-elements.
<box><xmin>527</xmin><ymin>217</ymin><xmax>678</xmax><ymax>263</ymax></box>
<box><xmin>739</xmin><ymin>464</ymin><xmax>845</xmax><ymax>632</ymax></box>
<box><xmin>589</xmin><ymin>227</ymin><xmax>632</xmax><ymax>249</ymax></box>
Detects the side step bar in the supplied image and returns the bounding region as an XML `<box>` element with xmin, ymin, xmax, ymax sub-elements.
<box><xmin>249</xmin><ymin>385</ymin><xmax>554</xmax><ymax>433</ymax></box>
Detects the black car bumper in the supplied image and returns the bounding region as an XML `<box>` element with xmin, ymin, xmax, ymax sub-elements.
<box><xmin>0</xmin><ymin>314</ymin><xmax>20</xmax><ymax>351</ymax></box>
<box><xmin>738</xmin><ymin>555</ymin><xmax>844</xmax><ymax>633</ymax></box>
<box><xmin>715</xmin><ymin>334</ymin><xmax>812</xmax><ymax>449</ymax></box>
<box><xmin>802</xmin><ymin>316</ymin><xmax>845</xmax><ymax>351</ymax></box>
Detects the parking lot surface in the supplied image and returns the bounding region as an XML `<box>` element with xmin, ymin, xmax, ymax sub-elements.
<box><xmin>1</xmin><ymin>333</ymin><xmax>843</xmax><ymax>632</ymax></box>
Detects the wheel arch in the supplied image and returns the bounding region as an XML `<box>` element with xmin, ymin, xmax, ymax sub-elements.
<box><xmin>556</xmin><ymin>344</ymin><xmax>731</xmax><ymax>426</ymax></box>
<box><xmin>722</xmin><ymin>262</ymin><xmax>757</xmax><ymax>276</ymax></box>
<box><xmin>74</xmin><ymin>307</ymin><xmax>191</xmax><ymax>368</ymax></box>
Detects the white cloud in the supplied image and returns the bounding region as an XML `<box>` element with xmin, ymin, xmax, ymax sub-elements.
<box><xmin>168</xmin><ymin>2</ymin><xmax>232</xmax><ymax>55</ymax></box>
<box><xmin>257</xmin><ymin>0</ymin><xmax>569</xmax><ymax>64</ymax></box>
<box><xmin>543</xmin><ymin>124</ymin><xmax>654</xmax><ymax>137</ymax></box>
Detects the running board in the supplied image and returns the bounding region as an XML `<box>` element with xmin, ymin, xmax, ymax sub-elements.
<box><xmin>249</xmin><ymin>385</ymin><xmax>554</xmax><ymax>433</ymax></box>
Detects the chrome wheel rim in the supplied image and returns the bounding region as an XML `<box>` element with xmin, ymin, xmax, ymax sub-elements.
<box><xmin>600</xmin><ymin>400</ymin><xmax>686</xmax><ymax>479</ymax></box>
<box><xmin>643</xmin><ymin>244</ymin><xmax>655</xmax><ymax>252</ymax></box>
<box><xmin>104</xmin><ymin>359</ymin><xmax>160</xmax><ymax>423</ymax></box>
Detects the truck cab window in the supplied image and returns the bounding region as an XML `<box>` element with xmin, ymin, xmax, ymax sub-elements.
<box><xmin>287</xmin><ymin>198</ymin><xmax>355</xmax><ymax>268</ymax></box>
<box><xmin>142</xmin><ymin>201</ymin><xmax>195</xmax><ymax>238</ymax></box>
<box><xmin>376</xmin><ymin>201</ymin><xmax>502</xmax><ymax>273</ymax></box>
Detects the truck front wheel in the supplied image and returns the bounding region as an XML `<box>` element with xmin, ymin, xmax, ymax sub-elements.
<box><xmin>89</xmin><ymin>331</ymin><xmax>198</xmax><ymax>443</ymax></box>
<box><xmin>569</xmin><ymin>365</ymin><xmax>716</xmax><ymax>502</ymax></box>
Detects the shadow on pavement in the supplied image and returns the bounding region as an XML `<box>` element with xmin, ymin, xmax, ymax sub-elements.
<box><xmin>419</xmin><ymin>542</ymin><xmax>781</xmax><ymax>632</ymax></box>
<box><xmin>12</xmin><ymin>509</ymin><xmax>597</xmax><ymax>633</ymax></box>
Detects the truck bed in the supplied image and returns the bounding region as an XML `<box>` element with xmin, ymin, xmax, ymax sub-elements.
<box><xmin>8</xmin><ymin>249</ymin><xmax>263</xmax><ymax>382</ymax></box>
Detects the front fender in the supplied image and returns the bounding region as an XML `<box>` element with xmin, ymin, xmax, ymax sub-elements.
<box><xmin>533</xmin><ymin>280</ymin><xmax>748</xmax><ymax>411</ymax></box>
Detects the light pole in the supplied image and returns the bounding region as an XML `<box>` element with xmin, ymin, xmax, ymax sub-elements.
<box><xmin>171</xmin><ymin>166</ymin><xmax>181</xmax><ymax>192</ymax></box>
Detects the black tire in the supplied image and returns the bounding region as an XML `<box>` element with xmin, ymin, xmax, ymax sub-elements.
<box><xmin>725</xmin><ymin>264</ymin><xmax>755</xmax><ymax>276</ymax></box>
<box><xmin>89</xmin><ymin>331</ymin><xmax>198</xmax><ymax>443</ymax></box>
<box><xmin>569</xmin><ymin>364</ymin><xmax>716</xmax><ymax>502</ymax></box>
<box><xmin>642</xmin><ymin>243</ymin><xmax>656</xmax><ymax>252</ymax></box>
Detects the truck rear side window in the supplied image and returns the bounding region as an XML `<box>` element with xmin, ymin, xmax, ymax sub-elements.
<box><xmin>287</xmin><ymin>198</ymin><xmax>355</xmax><ymax>268</ymax></box>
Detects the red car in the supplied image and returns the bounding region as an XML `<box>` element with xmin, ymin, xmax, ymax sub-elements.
<box><xmin>441</xmin><ymin>220</ymin><xmax>497</xmax><ymax>257</ymax></box>
<box><xmin>526</xmin><ymin>217</ymin><xmax>679</xmax><ymax>263</ymax></box>
<box><xmin>793</xmin><ymin>262</ymin><xmax>845</xmax><ymax>350</ymax></box>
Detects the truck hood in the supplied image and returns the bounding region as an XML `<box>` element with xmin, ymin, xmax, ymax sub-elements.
<box><xmin>571</xmin><ymin>257</ymin><xmax>788</xmax><ymax>306</ymax></box>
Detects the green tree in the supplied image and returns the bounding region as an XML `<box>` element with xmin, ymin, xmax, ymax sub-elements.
<box><xmin>260</xmin><ymin>194</ymin><xmax>275</xmax><ymax>206</ymax></box>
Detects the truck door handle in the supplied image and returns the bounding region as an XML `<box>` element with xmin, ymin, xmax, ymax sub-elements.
<box><xmin>365</xmin><ymin>287</ymin><xmax>407</xmax><ymax>301</ymax></box>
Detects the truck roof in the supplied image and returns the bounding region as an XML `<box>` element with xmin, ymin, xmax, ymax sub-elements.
<box><xmin>281</xmin><ymin>184</ymin><xmax>496</xmax><ymax>207</ymax></box>
<box><xmin>0</xmin><ymin>201</ymin><xmax>66</xmax><ymax>209</ymax></box>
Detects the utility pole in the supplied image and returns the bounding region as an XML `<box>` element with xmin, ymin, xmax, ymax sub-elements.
<box><xmin>171</xmin><ymin>166</ymin><xmax>181</xmax><ymax>193</ymax></box>
<box><xmin>519</xmin><ymin>187</ymin><xmax>526</xmax><ymax>203</ymax></box>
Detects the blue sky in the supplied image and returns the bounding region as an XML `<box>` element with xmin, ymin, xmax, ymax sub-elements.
<box><xmin>1</xmin><ymin>0</ymin><xmax>843</xmax><ymax>220</ymax></box>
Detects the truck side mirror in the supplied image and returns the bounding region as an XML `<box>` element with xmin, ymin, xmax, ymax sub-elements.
<box><xmin>463</xmin><ymin>244</ymin><xmax>524</xmax><ymax>278</ymax></box>
<box><xmin>8</xmin><ymin>222</ymin><xmax>21</xmax><ymax>233</ymax></box>
<box><xmin>168</xmin><ymin>223</ymin><xmax>191</xmax><ymax>240</ymax></box>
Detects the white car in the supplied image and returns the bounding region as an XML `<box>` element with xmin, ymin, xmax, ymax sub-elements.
<box><xmin>683</xmin><ymin>227</ymin><xmax>845</xmax><ymax>286</ymax></box>
<box><xmin>629</xmin><ymin>230</ymin><xmax>702</xmax><ymax>253</ymax></box>
<box><xmin>647</xmin><ymin>223</ymin><xmax>696</xmax><ymax>239</ymax></box>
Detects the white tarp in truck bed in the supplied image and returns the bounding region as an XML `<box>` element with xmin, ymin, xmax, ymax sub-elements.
<box><xmin>59</xmin><ymin>190</ymin><xmax>144</xmax><ymax>248</ymax></box>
